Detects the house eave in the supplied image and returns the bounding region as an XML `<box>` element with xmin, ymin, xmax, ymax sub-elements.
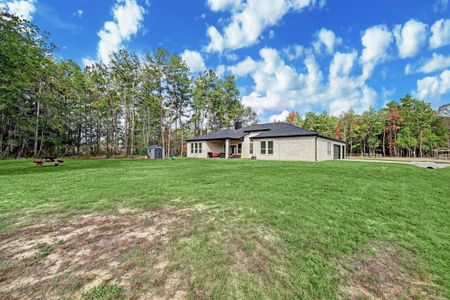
<box><xmin>251</xmin><ymin>133</ymin><xmax>345</xmax><ymax>143</ymax></box>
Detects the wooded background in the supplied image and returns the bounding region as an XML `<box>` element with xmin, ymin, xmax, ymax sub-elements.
<box><xmin>1</xmin><ymin>13</ymin><xmax>449</xmax><ymax>159</ymax></box>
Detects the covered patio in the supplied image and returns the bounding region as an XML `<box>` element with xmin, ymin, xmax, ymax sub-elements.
<box><xmin>206</xmin><ymin>139</ymin><xmax>243</xmax><ymax>159</ymax></box>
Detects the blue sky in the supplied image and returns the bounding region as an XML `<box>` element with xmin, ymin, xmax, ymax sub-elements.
<box><xmin>2</xmin><ymin>0</ymin><xmax>450</xmax><ymax>121</ymax></box>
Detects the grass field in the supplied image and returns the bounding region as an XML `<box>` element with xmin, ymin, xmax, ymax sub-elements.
<box><xmin>0</xmin><ymin>158</ymin><xmax>449</xmax><ymax>299</ymax></box>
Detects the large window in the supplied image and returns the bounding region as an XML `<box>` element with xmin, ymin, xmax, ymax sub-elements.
<box><xmin>198</xmin><ymin>142</ymin><xmax>202</xmax><ymax>153</ymax></box>
<box><xmin>237</xmin><ymin>144</ymin><xmax>242</xmax><ymax>154</ymax></box>
<box><xmin>194</xmin><ymin>143</ymin><xmax>198</xmax><ymax>153</ymax></box>
<box><xmin>268</xmin><ymin>141</ymin><xmax>274</xmax><ymax>154</ymax></box>
<box><xmin>261</xmin><ymin>141</ymin><xmax>266</xmax><ymax>154</ymax></box>
<box><xmin>249</xmin><ymin>140</ymin><xmax>254</xmax><ymax>155</ymax></box>
<box><xmin>191</xmin><ymin>143</ymin><xmax>194</xmax><ymax>154</ymax></box>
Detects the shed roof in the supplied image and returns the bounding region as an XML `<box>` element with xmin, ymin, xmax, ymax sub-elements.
<box><xmin>148</xmin><ymin>145</ymin><xmax>163</xmax><ymax>150</ymax></box>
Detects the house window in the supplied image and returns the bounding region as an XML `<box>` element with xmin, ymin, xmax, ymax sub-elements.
<box><xmin>261</xmin><ymin>141</ymin><xmax>266</xmax><ymax>154</ymax></box>
<box><xmin>198</xmin><ymin>142</ymin><xmax>202</xmax><ymax>153</ymax></box>
<box><xmin>268</xmin><ymin>141</ymin><xmax>274</xmax><ymax>154</ymax></box>
<box><xmin>237</xmin><ymin>144</ymin><xmax>242</xmax><ymax>154</ymax></box>
<box><xmin>191</xmin><ymin>143</ymin><xmax>194</xmax><ymax>154</ymax></box>
<box><xmin>194</xmin><ymin>143</ymin><xmax>198</xmax><ymax>153</ymax></box>
<box><xmin>249</xmin><ymin>140</ymin><xmax>253</xmax><ymax>155</ymax></box>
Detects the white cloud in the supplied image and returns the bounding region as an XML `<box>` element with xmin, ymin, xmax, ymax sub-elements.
<box><xmin>228</xmin><ymin>56</ymin><xmax>258</xmax><ymax>76</ymax></box>
<box><xmin>82</xmin><ymin>57</ymin><xmax>96</xmax><ymax>68</ymax></box>
<box><xmin>360</xmin><ymin>25</ymin><xmax>393</xmax><ymax>81</ymax></box>
<box><xmin>417</xmin><ymin>53</ymin><xmax>450</xmax><ymax>74</ymax></box>
<box><xmin>207</xmin><ymin>0</ymin><xmax>241</xmax><ymax>12</ymax></box>
<box><xmin>216</xmin><ymin>64</ymin><xmax>226</xmax><ymax>77</ymax></box>
<box><xmin>1</xmin><ymin>0</ymin><xmax>36</xmax><ymax>20</ymax></box>
<box><xmin>434</xmin><ymin>0</ymin><xmax>448</xmax><ymax>13</ymax></box>
<box><xmin>405</xmin><ymin>64</ymin><xmax>413</xmax><ymax>75</ymax></box>
<box><xmin>90</xmin><ymin>0</ymin><xmax>145</xmax><ymax>64</ymax></box>
<box><xmin>282</xmin><ymin>44</ymin><xmax>305</xmax><ymax>61</ymax></box>
<box><xmin>329</xmin><ymin>51</ymin><xmax>357</xmax><ymax>79</ymax></box>
<box><xmin>429</xmin><ymin>19</ymin><xmax>450</xmax><ymax>49</ymax></box>
<box><xmin>393</xmin><ymin>19</ymin><xmax>427</xmax><ymax>58</ymax></box>
<box><xmin>205</xmin><ymin>26</ymin><xmax>225</xmax><ymax>53</ymax></box>
<box><xmin>313</xmin><ymin>28</ymin><xmax>342</xmax><ymax>54</ymax></box>
<box><xmin>74</xmin><ymin>9</ymin><xmax>83</xmax><ymax>18</ymax></box>
<box><xmin>268</xmin><ymin>29</ymin><xmax>275</xmax><ymax>39</ymax></box>
<box><xmin>180</xmin><ymin>50</ymin><xmax>206</xmax><ymax>73</ymax></box>
<box><xmin>415</xmin><ymin>69</ymin><xmax>450</xmax><ymax>101</ymax></box>
<box><xmin>238</xmin><ymin>47</ymin><xmax>375</xmax><ymax>117</ymax></box>
<box><xmin>268</xmin><ymin>110</ymin><xmax>290</xmax><ymax>122</ymax></box>
<box><xmin>205</xmin><ymin>0</ymin><xmax>323</xmax><ymax>52</ymax></box>
<box><xmin>224</xmin><ymin>52</ymin><xmax>239</xmax><ymax>62</ymax></box>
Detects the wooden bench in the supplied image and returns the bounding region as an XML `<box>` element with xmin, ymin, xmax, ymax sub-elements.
<box><xmin>34</xmin><ymin>157</ymin><xmax>64</xmax><ymax>167</ymax></box>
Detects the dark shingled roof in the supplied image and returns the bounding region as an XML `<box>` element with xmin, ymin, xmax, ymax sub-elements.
<box><xmin>186</xmin><ymin>128</ymin><xmax>246</xmax><ymax>141</ymax></box>
<box><xmin>251</xmin><ymin>122</ymin><xmax>317</xmax><ymax>138</ymax></box>
<box><xmin>186</xmin><ymin>122</ymin><xmax>344</xmax><ymax>143</ymax></box>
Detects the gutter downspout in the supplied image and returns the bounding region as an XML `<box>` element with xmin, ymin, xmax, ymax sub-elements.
<box><xmin>315</xmin><ymin>136</ymin><xmax>318</xmax><ymax>161</ymax></box>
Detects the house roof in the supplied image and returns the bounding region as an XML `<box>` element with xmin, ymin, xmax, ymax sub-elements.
<box><xmin>186</xmin><ymin>122</ymin><xmax>345</xmax><ymax>143</ymax></box>
<box><xmin>186</xmin><ymin>128</ymin><xmax>246</xmax><ymax>141</ymax></box>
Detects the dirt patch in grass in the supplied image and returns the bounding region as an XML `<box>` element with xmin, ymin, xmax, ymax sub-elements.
<box><xmin>337</xmin><ymin>241</ymin><xmax>442</xmax><ymax>299</ymax></box>
<box><xmin>0</xmin><ymin>206</ymin><xmax>192</xmax><ymax>299</ymax></box>
<box><xmin>0</xmin><ymin>204</ymin><xmax>290</xmax><ymax>299</ymax></box>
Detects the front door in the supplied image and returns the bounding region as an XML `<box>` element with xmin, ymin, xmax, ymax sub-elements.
<box><xmin>333</xmin><ymin>144</ymin><xmax>341</xmax><ymax>160</ymax></box>
<box><xmin>231</xmin><ymin>145</ymin><xmax>236</xmax><ymax>154</ymax></box>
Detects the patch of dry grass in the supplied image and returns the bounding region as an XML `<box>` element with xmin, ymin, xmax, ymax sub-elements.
<box><xmin>337</xmin><ymin>241</ymin><xmax>442</xmax><ymax>299</ymax></box>
<box><xmin>0</xmin><ymin>206</ymin><xmax>190</xmax><ymax>299</ymax></box>
<box><xmin>0</xmin><ymin>204</ymin><xmax>290</xmax><ymax>299</ymax></box>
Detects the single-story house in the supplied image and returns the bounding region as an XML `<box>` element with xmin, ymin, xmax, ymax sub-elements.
<box><xmin>186</xmin><ymin>122</ymin><xmax>346</xmax><ymax>161</ymax></box>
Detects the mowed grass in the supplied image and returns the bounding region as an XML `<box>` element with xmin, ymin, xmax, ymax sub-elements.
<box><xmin>0</xmin><ymin>158</ymin><xmax>449</xmax><ymax>298</ymax></box>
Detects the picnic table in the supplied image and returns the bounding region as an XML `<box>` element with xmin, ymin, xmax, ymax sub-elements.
<box><xmin>34</xmin><ymin>156</ymin><xmax>64</xmax><ymax>167</ymax></box>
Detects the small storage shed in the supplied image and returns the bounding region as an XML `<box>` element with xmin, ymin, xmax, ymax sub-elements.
<box><xmin>147</xmin><ymin>145</ymin><xmax>164</xmax><ymax>159</ymax></box>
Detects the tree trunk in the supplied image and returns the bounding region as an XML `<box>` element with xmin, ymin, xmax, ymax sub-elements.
<box><xmin>38</xmin><ymin>130</ymin><xmax>44</xmax><ymax>157</ymax></box>
<box><xmin>16</xmin><ymin>139</ymin><xmax>27</xmax><ymax>159</ymax></box>
<box><xmin>167</xmin><ymin>114</ymin><xmax>172</xmax><ymax>157</ymax></box>
<box><xmin>34</xmin><ymin>101</ymin><xmax>40</xmax><ymax>157</ymax></box>
<box><xmin>124</xmin><ymin>91</ymin><xmax>129</xmax><ymax>156</ymax></box>
<box><xmin>179</xmin><ymin>119</ymin><xmax>184</xmax><ymax>157</ymax></box>
<box><xmin>419</xmin><ymin>129</ymin><xmax>423</xmax><ymax>158</ymax></box>
<box><xmin>130</xmin><ymin>82</ymin><xmax>136</xmax><ymax>156</ymax></box>
<box><xmin>77</xmin><ymin>125</ymin><xmax>82</xmax><ymax>156</ymax></box>
<box><xmin>159</xmin><ymin>94</ymin><xmax>164</xmax><ymax>152</ymax></box>
<box><xmin>113</xmin><ymin>108</ymin><xmax>118</xmax><ymax>156</ymax></box>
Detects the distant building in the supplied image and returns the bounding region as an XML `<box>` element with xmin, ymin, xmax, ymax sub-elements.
<box><xmin>147</xmin><ymin>145</ymin><xmax>164</xmax><ymax>159</ymax></box>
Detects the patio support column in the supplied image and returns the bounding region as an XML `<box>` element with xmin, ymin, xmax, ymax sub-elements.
<box><xmin>225</xmin><ymin>139</ymin><xmax>230</xmax><ymax>159</ymax></box>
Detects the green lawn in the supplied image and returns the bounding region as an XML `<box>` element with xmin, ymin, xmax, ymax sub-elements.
<box><xmin>0</xmin><ymin>158</ymin><xmax>449</xmax><ymax>299</ymax></box>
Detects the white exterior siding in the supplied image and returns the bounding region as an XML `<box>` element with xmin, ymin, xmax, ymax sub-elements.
<box><xmin>187</xmin><ymin>141</ymin><xmax>207</xmax><ymax>158</ymax></box>
<box><xmin>250</xmin><ymin>136</ymin><xmax>345</xmax><ymax>161</ymax></box>
<box><xmin>187</xmin><ymin>140</ymin><xmax>225</xmax><ymax>158</ymax></box>
<box><xmin>242</xmin><ymin>131</ymin><xmax>265</xmax><ymax>158</ymax></box>
<box><xmin>187</xmin><ymin>132</ymin><xmax>346</xmax><ymax>161</ymax></box>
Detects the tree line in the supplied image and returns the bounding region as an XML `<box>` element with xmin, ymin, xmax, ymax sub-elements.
<box><xmin>1</xmin><ymin>12</ymin><xmax>448</xmax><ymax>159</ymax></box>
<box><xmin>0</xmin><ymin>13</ymin><xmax>257</xmax><ymax>158</ymax></box>
<box><xmin>286</xmin><ymin>99</ymin><xmax>449</xmax><ymax>158</ymax></box>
